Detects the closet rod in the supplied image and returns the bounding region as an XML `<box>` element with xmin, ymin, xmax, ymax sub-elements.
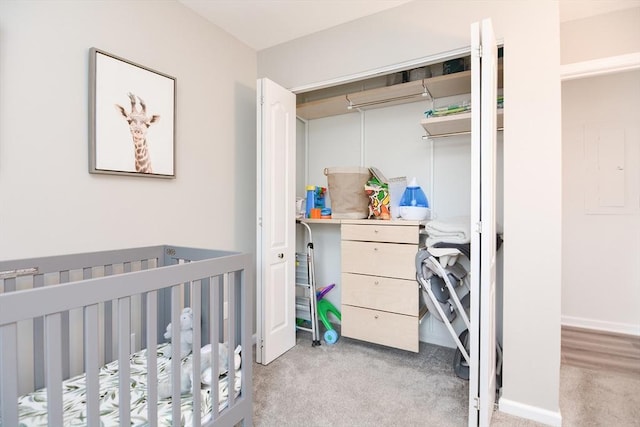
<box><xmin>346</xmin><ymin>82</ymin><xmax>430</xmax><ymax>110</ymax></box>
<box><xmin>421</xmin><ymin>127</ymin><xmax>504</xmax><ymax>140</ymax></box>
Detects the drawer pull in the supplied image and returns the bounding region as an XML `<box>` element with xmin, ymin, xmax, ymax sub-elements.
<box><xmin>374</xmin><ymin>280</ymin><xmax>379</xmax><ymax>285</ymax></box>
<box><xmin>374</xmin><ymin>229</ymin><xmax>379</xmax><ymax>233</ymax></box>
<box><xmin>374</xmin><ymin>315</ymin><xmax>379</xmax><ymax>319</ymax></box>
<box><xmin>373</xmin><ymin>247</ymin><xmax>378</xmax><ymax>251</ymax></box>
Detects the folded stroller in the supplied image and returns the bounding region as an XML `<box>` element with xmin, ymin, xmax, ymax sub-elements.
<box><xmin>416</xmin><ymin>233</ymin><xmax>504</xmax><ymax>382</ymax></box>
<box><xmin>415</xmin><ymin>243</ymin><xmax>472</xmax><ymax>379</ymax></box>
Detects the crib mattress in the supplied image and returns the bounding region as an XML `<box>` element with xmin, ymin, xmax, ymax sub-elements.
<box><xmin>15</xmin><ymin>343</ymin><xmax>242</xmax><ymax>426</ymax></box>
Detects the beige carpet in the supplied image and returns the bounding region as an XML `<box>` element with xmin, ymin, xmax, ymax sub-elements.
<box><xmin>253</xmin><ymin>331</ymin><xmax>640</xmax><ymax>426</ymax></box>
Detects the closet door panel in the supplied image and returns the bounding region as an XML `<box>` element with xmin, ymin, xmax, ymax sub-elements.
<box><xmin>256</xmin><ymin>78</ymin><xmax>296</xmax><ymax>365</ymax></box>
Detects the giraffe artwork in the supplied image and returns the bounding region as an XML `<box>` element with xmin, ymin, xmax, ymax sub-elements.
<box><xmin>115</xmin><ymin>93</ymin><xmax>160</xmax><ymax>174</ymax></box>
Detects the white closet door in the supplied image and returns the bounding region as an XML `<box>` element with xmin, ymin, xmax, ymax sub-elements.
<box><xmin>469</xmin><ymin>18</ymin><xmax>498</xmax><ymax>427</ymax></box>
<box><xmin>256</xmin><ymin>78</ymin><xmax>296</xmax><ymax>365</ymax></box>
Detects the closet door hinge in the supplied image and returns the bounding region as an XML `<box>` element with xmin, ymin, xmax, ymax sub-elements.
<box><xmin>475</xmin><ymin>221</ymin><xmax>482</xmax><ymax>233</ymax></box>
<box><xmin>473</xmin><ymin>396</ymin><xmax>480</xmax><ymax>410</ymax></box>
<box><xmin>474</xmin><ymin>45</ymin><xmax>483</xmax><ymax>59</ymax></box>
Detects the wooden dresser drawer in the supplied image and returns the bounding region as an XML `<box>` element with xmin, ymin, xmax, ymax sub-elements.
<box><xmin>341</xmin><ymin>305</ymin><xmax>419</xmax><ymax>352</ymax></box>
<box><xmin>342</xmin><ymin>272</ymin><xmax>418</xmax><ymax>316</ymax></box>
<box><xmin>341</xmin><ymin>240</ymin><xmax>418</xmax><ymax>280</ymax></box>
<box><xmin>341</xmin><ymin>223</ymin><xmax>419</xmax><ymax>244</ymax></box>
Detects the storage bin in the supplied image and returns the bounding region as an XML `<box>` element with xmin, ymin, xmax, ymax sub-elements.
<box><xmin>324</xmin><ymin>166</ymin><xmax>371</xmax><ymax>219</ymax></box>
<box><xmin>443</xmin><ymin>58</ymin><xmax>465</xmax><ymax>75</ymax></box>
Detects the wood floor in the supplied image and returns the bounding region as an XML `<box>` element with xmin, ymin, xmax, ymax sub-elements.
<box><xmin>561</xmin><ymin>325</ymin><xmax>640</xmax><ymax>375</ymax></box>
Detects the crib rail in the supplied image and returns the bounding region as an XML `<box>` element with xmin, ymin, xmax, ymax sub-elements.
<box><xmin>0</xmin><ymin>246</ymin><xmax>253</xmax><ymax>427</ymax></box>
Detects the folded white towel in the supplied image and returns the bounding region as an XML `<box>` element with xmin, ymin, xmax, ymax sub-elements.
<box><xmin>425</xmin><ymin>216</ymin><xmax>471</xmax><ymax>246</ymax></box>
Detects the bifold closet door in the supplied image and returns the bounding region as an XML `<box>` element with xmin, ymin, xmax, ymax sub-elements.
<box><xmin>469</xmin><ymin>18</ymin><xmax>499</xmax><ymax>427</ymax></box>
<box><xmin>256</xmin><ymin>78</ymin><xmax>297</xmax><ymax>365</ymax></box>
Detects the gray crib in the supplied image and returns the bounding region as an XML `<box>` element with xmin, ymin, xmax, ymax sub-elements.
<box><xmin>0</xmin><ymin>245</ymin><xmax>253</xmax><ymax>427</ymax></box>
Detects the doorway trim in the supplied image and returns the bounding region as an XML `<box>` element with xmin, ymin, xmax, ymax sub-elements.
<box><xmin>560</xmin><ymin>52</ymin><xmax>640</xmax><ymax>81</ymax></box>
<box><xmin>289</xmin><ymin>47</ymin><xmax>471</xmax><ymax>94</ymax></box>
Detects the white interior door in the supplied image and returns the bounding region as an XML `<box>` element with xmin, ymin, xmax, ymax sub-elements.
<box><xmin>469</xmin><ymin>18</ymin><xmax>498</xmax><ymax>427</ymax></box>
<box><xmin>256</xmin><ymin>78</ymin><xmax>296</xmax><ymax>365</ymax></box>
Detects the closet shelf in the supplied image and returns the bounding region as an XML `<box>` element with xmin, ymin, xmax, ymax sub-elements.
<box><xmin>420</xmin><ymin>109</ymin><xmax>504</xmax><ymax>138</ymax></box>
<box><xmin>296</xmin><ymin>69</ymin><xmax>473</xmax><ymax>120</ymax></box>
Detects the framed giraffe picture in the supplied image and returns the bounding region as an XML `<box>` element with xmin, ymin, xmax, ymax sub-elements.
<box><xmin>89</xmin><ymin>48</ymin><xmax>176</xmax><ymax>178</ymax></box>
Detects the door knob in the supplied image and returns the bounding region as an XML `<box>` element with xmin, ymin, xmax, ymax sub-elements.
<box><xmin>278</xmin><ymin>253</ymin><xmax>284</xmax><ymax>259</ymax></box>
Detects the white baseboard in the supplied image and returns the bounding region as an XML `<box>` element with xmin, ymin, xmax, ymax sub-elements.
<box><xmin>498</xmin><ymin>398</ymin><xmax>562</xmax><ymax>427</ymax></box>
<box><xmin>561</xmin><ymin>315</ymin><xmax>640</xmax><ymax>336</ymax></box>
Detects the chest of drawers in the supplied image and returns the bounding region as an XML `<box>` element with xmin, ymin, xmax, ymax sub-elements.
<box><xmin>340</xmin><ymin>220</ymin><xmax>426</xmax><ymax>352</ymax></box>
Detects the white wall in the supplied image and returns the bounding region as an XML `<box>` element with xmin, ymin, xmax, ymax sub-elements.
<box><xmin>0</xmin><ymin>1</ymin><xmax>257</xmax><ymax>260</ymax></box>
<box><xmin>561</xmin><ymin>7</ymin><xmax>640</xmax><ymax>65</ymax></box>
<box><xmin>259</xmin><ymin>0</ymin><xmax>562</xmax><ymax>422</ymax></box>
<box><xmin>559</xmin><ymin>7</ymin><xmax>640</xmax><ymax>336</ymax></box>
<box><xmin>562</xmin><ymin>71</ymin><xmax>640</xmax><ymax>334</ymax></box>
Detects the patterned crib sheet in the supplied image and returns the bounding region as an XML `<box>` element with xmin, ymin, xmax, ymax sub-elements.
<box><xmin>15</xmin><ymin>343</ymin><xmax>242</xmax><ymax>426</ymax></box>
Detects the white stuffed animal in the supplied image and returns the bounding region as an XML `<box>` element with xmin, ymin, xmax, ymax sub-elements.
<box><xmin>200</xmin><ymin>343</ymin><xmax>242</xmax><ymax>386</ymax></box>
<box><xmin>163</xmin><ymin>307</ymin><xmax>193</xmax><ymax>359</ymax></box>
<box><xmin>157</xmin><ymin>343</ymin><xmax>242</xmax><ymax>399</ymax></box>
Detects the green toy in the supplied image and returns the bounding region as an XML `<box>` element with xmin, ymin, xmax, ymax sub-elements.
<box><xmin>315</xmin><ymin>284</ymin><xmax>341</xmax><ymax>344</ymax></box>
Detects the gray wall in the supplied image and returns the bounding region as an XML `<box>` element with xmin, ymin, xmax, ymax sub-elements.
<box><xmin>259</xmin><ymin>0</ymin><xmax>563</xmax><ymax>421</ymax></box>
<box><xmin>0</xmin><ymin>1</ymin><xmax>257</xmax><ymax>260</ymax></box>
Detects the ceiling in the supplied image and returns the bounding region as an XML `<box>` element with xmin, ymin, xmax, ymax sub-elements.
<box><xmin>177</xmin><ymin>0</ymin><xmax>411</xmax><ymax>50</ymax></box>
<box><xmin>178</xmin><ymin>0</ymin><xmax>640</xmax><ymax>51</ymax></box>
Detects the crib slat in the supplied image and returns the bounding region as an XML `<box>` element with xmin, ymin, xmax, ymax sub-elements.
<box><xmin>170</xmin><ymin>285</ymin><xmax>182</xmax><ymax>425</ymax></box>
<box><xmin>104</xmin><ymin>265</ymin><xmax>114</xmax><ymax>364</ymax></box>
<box><xmin>140</xmin><ymin>287</ymin><xmax>148</xmax><ymax>350</ymax></box>
<box><xmin>3</xmin><ymin>276</ymin><xmax>16</xmax><ymax>292</ymax></box>
<box><xmin>0</xmin><ymin>323</ymin><xmax>19</xmax><ymax>426</ymax></box>
<box><xmin>210</xmin><ymin>275</ymin><xmax>221</xmax><ymax>419</ymax></box>
<box><xmin>45</xmin><ymin>312</ymin><xmax>64</xmax><ymax>426</ymax></box>
<box><xmin>33</xmin><ymin>274</ymin><xmax>45</xmax><ymax>390</ymax></box>
<box><xmin>146</xmin><ymin>290</ymin><xmax>158</xmax><ymax>427</ymax></box>
<box><xmin>82</xmin><ymin>268</ymin><xmax>93</xmax><ymax>375</ymax></box>
<box><xmin>118</xmin><ymin>296</ymin><xmax>131</xmax><ymax>426</ymax></box>
<box><xmin>227</xmin><ymin>272</ymin><xmax>236</xmax><ymax>408</ymax></box>
<box><xmin>60</xmin><ymin>271</ymin><xmax>71</xmax><ymax>381</ymax></box>
<box><xmin>84</xmin><ymin>304</ymin><xmax>100</xmax><ymax>427</ymax></box>
<box><xmin>191</xmin><ymin>280</ymin><xmax>202</xmax><ymax>427</ymax></box>
<box><xmin>200</xmin><ymin>278</ymin><xmax>210</xmax><ymax>345</ymax></box>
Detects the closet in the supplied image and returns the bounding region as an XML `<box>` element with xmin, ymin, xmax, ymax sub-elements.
<box><xmin>257</xmin><ymin>18</ymin><xmax>501</xmax><ymax>427</ymax></box>
<box><xmin>293</xmin><ymin>55</ymin><xmax>503</xmax><ymax>345</ymax></box>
